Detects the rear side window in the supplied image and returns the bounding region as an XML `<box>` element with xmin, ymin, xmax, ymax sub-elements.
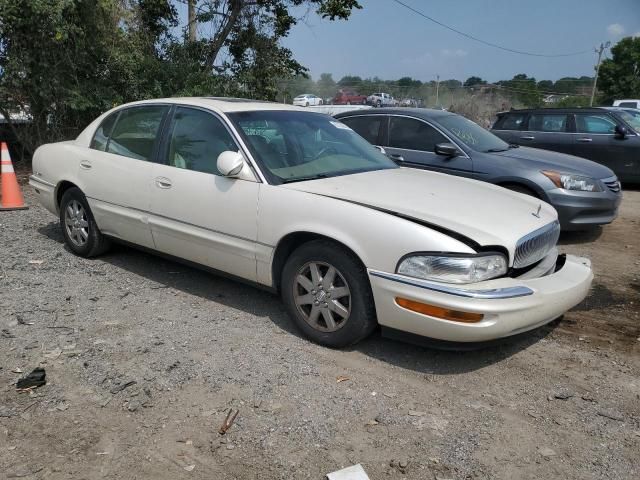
<box><xmin>107</xmin><ymin>106</ymin><xmax>167</xmax><ymax>161</ymax></box>
<box><xmin>340</xmin><ymin>116</ymin><xmax>383</xmax><ymax>144</ymax></box>
<box><xmin>388</xmin><ymin>116</ymin><xmax>447</xmax><ymax>152</ymax></box>
<box><xmin>575</xmin><ymin>114</ymin><xmax>617</xmax><ymax>134</ymax></box>
<box><xmin>90</xmin><ymin>112</ymin><xmax>119</xmax><ymax>152</ymax></box>
<box><xmin>618</xmin><ymin>102</ymin><xmax>638</xmax><ymax>108</ymax></box>
<box><xmin>528</xmin><ymin>114</ymin><xmax>568</xmax><ymax>132</ymax></box>
<box><xmin>496</xmin><ymin>113</ymin><xmax>526</xmax><ymax>130</ymax></box>
<box><xmin>166</xmin><ymin>107</ymin><xmax>238</xmax><ymax>175</ymax></box>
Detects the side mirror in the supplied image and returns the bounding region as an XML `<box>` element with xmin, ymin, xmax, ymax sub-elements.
<box><xmin>434</xmin><ymin>142</ymin><xmax>460</xmax><ymax>157</ymax></box>
<box><xmin>217</xmin><ymin>151</ymin><xmax>245</xmax><ymax>177</ymax></box>
<box><xmin>614</xmin><ymin>124</ymin><xmax>628</xmax><ymax>139</ymax></box>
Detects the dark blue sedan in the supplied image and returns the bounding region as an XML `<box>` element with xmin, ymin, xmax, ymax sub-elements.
<box><xmin>334</xmin><ymin>108</ymin><xmax>621</xmax><ymax>231</ymax></box>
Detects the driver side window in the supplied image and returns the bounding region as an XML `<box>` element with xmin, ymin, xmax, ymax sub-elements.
<box><xmin>166</xmin><ymin>107</ymin><xmax>238</xmax><ymax>175</ymax></box>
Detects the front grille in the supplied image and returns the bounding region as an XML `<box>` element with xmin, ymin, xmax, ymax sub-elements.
<box><xmin>513</xmin><ymin>221</ymin><xmax>561</xmax><ymax>269</ymax></box>
<box><xmin>604</xmin><ymin>178</ymin><xmax>621</xmax><ymax>193</ymax></box>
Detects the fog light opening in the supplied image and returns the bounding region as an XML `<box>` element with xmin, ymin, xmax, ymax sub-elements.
<box><xmin>395</xmin><ymin>297</ymin><xmax>484</xmax><ymax>323</ymax></box>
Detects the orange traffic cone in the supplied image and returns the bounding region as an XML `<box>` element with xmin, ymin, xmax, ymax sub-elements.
<box><xmin>0</xmin><ymin>142</ymin><xmax>28</xmax><ymax>211</ymax></box>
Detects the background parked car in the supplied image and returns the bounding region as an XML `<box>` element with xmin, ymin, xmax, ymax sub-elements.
<box><xmin>367</xmin><ymin>92</ymin><xmax>398</xmax><ymax>107</ymax></box>
<box><xmin>491</xmin><ymin>107</ymin><xmax>639</xmax><ymax>183</ymax></box>
<box><xmin>335</xmin><ymin>108</ymin><xmax>621</xmax><ymax>230</ymax></box>
<box><xmin>613</xmin><ymin>99</ymin><xmax>640</xmax><ymax>109</ymax></box>
<box><xmin>293</xmin><ymin>94</ymin><xmax>323</xmax><ymax>107</ymax></box>
<box><xmin>332</xmin><ymin>89</ymin><xmax>367</xmax><ymax>105</ymax></box>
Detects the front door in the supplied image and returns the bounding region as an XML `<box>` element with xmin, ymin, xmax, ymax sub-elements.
<box><xmin>571</xmin><ymin>113</ymin><xmax>630</xmax><ymax>179</ymax></box>
<box><xmin>148</xmin><ymin>106</ymin><xmax>260</xmax><ymax>281</ymax></box>
<box><xmin>384</xmin><ymin>116</ymin><xmax>473</xmax><ymax>177</ymax></box>
<box><xmin>78</xmin><ymin>105</ymin><xmax>169</xmax><ymax>248</ymax></box>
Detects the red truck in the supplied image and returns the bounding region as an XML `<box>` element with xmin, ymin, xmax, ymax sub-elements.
<box><xmin>332</xmin><ymin>89</ymin><xmax>368</xmax><ymax>105</ymax></box>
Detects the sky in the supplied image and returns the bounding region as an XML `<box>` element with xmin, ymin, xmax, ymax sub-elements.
<box><xmin>278</xmin><ymin>0</ymin><xmax>640</xmax><ymax>82</ymax></box>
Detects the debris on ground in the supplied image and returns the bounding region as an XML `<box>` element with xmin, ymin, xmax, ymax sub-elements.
<box><xmin>597</xmin><ymin>409</ymin><xmax>624</xmax><ymax>421</ymax></box>
<box><xmin>218</xmin><ymin>408</ymin><xmax>239</xmax><ymax>435</ymax></box>
<box><xmin>110</xmin><ymin>380</ymin><xmax>136</xmax><ymax>394</ymax></box>
<box><xmin>336</xmin><ymin>375</ymin><xmax>350</xmax><ymax>383</ymax></box>
<box><xmin>16</xmin><ymin>368</ymin><xmax>46</xmax><ymax>390</ymax></box>
<box><xmin>326</xmin><ymin>464</ymin><xmax>370</xmax><ymax>480</ymax></box>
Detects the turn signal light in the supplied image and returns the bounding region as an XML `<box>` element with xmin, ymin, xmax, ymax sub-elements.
<box><xmin>395</xmin><ymin>297</ymin><xmax>484</xmax><ymax>323</ymax></box>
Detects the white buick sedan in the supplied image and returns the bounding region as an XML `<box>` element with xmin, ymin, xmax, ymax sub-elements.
<box><xmin>30</xmin><ymin>98</ymin><xmax>593</xmax><ymax>348</ymax></box>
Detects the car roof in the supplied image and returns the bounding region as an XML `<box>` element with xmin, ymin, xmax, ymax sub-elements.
<box><xmin>111</xmin><ymin>97</ymin><xmax>304</xmax><ymax>113</ymax></box>
<box><xmin>334</xmin><ymin>107</ymin><xmax>455</xmax><ymax>119</ymax></box>
<box><xmin>496</xmin><ymin>107</ymin><xmax>615</xmax><ymax>115</ymax></box>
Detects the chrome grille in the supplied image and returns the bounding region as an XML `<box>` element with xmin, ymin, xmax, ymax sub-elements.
<box><xmin>604</xmin><ymin>178</ymin><xmax>621</xmax><ymax>193</ymax></box>
<box><xmin>513</xmin><ymin>221</ymin><xmax>561</xmax><ymax>269</ymax></box>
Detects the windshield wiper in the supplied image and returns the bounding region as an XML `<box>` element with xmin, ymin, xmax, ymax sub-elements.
<box><xmin>280</xmin><ymin>173</ymin><xmax>330</xmax><ymax>184</ymax></box>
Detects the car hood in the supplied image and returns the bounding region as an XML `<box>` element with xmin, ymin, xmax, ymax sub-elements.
<box><xmin>282</xmin><ymin>168</ymin><xmax>557</xmax><ymax>260</ymax></box>
<box><xmin>490</xmin><ymin>146</ymin><xmax>614</xmax><ymax>179</ymax></box>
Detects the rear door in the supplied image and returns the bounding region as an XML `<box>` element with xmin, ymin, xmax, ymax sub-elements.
<box><xmin>521</xmin><ymin>112</ymin><xmax>574</xmax><ymax>154</ymax></box>
<box><xmin>383</xmin><ymin>115</ymin><xmax>473</xmax><ymax>177</ymax></box>
<box><xmin>572</xmin><ymin>113</ymin><xmax>629</xmax><ymax>178</ymax></box>
<box><xmin>491</xmin><ymin>112</ymin><xmax>527</xmax><ymax>144</ymax></box>
<box><xmin>79</xmin><ymin>105</ymin><xmax>169</xmax><ymax>248</ymax></box>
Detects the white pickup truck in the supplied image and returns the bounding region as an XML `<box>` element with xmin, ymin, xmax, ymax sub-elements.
<box><xmin>367</xmin><ymin>92</ymin><xmax>398</xmax><ymax>107</ymax></box>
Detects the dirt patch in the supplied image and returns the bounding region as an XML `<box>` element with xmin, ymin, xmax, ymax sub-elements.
<box><xmin>1</xmin><ymin>176</ymin><xmax>639</xmax><ymax>479</ymax></box>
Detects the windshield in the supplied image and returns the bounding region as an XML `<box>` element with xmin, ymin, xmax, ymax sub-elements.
<box><xmin>228</xmin><ymin>110</ymin><xmax>397</xmax><ymax>184</ymax></box>
<box><xmin>438</xmin><ymin>114</ymin><xmax>510</xmax><ymax>152</ymax></box>
<box><xmin>616</xmin><ymin>110</ymin><xmax>640</xmax><ymax>133</ymax></box>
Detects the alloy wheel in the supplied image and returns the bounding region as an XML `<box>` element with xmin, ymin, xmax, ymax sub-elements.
<box><xmin>64</xmin><ymin>200</ymin><xmax>89</xmax><ymax>247</ymax></box>
<box><xmin>293</xmin><ymin>261</ymin><xmax>351</xmax><ymax>332</ymax></box>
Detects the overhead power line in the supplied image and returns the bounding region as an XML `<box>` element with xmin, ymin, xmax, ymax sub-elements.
<box><xmin>391</xmin><ymin>0</ymin><xmax>592</xmax><ymax>58</ymax></box>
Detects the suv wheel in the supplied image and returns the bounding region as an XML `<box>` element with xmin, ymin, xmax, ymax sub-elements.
<box><xmin>281</xmin><ymin>240</ymin><xmax>377</xmax><ymax>347</ymax></box>
<box><xmin>59</xmin><ymin>187</ymin><xmax>111</xmax><ymax>257</ymax></box>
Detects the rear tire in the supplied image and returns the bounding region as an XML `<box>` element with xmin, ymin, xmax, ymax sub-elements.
<box><xmin>59</xmin><ymin>187</ymin><xmax>111</xmax><ymax>257</ymax></box>
<box><xmin>281</xmin><ymin>240</ymin><xmax>377</xmax><ymax>348</ymax></box>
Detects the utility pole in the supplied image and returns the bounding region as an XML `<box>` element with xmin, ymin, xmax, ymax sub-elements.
<box><xmin>590</xmin><ymin>41</ymin><xmax>610</xmax><ymax>106</ymax></box>
<box><xmin>187</xmin><ymin>0</ymin><xmax>197</xmax><ymax>42</ymax></box>
<box><xmin>435</xmin><ymin>74</ymin><xmax>440</xmax><ymax>107</ymax></box>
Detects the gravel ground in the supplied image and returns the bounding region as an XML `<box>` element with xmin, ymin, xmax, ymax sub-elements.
<box><xmin>1</xmin><ymin>178</ymin><xmax>639</xmax><ymax>480</ymax></box>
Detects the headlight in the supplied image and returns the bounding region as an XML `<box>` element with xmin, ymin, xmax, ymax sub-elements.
<box><xmin>397</xmin><ymin>253</ymin><xmax>508</xmax><ymax>284</ymax></box>
<box><xmin>542</xmin><ymin>170</ymin><xmax>602</xmax><ymax>192</ymax></box>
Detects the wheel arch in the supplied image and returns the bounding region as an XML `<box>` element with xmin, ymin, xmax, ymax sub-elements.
<box><xmin>55</xmin><ymin>180</ymin><xmax>81</xmax><ymax>213</ymax></box>
<box><xmin>495</xmin><ymin>178</ymin><xmax>546</xmax><ymax>199</ymax></box>
<box><xmin>271</xmin><ymin>231</ymin><xmax>367</xmax><ymax>293</ymax></box>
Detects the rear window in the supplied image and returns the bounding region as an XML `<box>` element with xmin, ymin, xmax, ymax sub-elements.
<box><xmin>496</xmin><ymin>113</ymin><xmax>526</xmax><ymax>131</ymax></box>
<box><xmin>106</xmin><ymin>106</ymin><xmax>167</xmax><ymax>161</ymax></box>
<box><xmin>528</xmin><ymin>114</ymin><xmax>568</xmax><ymax>132</ymax></box>
<box><xmin>340</xmin><ymin>116</ymin><xmax>383</xmax><ymax>144</ymax></box>
<box><xmin>618</xmin><ymin>102</ymin><xmax>638</xmax><ymax>108</ymax></box>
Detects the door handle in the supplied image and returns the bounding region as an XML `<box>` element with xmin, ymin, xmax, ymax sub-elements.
<box><xmin>155</xmin><ymin>177</ymin><xmax>172</xmax><ymax>189</ymax></box>
<box><xmin>577</xmin><ymin>137</ymin><xmax>593</xmax><ymax>143</ymax></box>
<box><xmin>389</xmin><ymin>153</ymin><xmax>404</xmax><ymax>162</ymax></box>
<box><xmin>79</xmin><ymin>160</ymin><xmax>92</xmax><ymax>170</ymax></box>
<box><xmin>519</xmin><ymin>136</ymin><xmax>535</xmax><ymax>140</ymax></box>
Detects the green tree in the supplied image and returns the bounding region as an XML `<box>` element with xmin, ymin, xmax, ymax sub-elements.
<box><xmin>0</xmin><ymin>0</ymin><xmax>161</xmax><ymax>155</ymax></box>
<box><xmin>537</xmin><ymin>80</ymin><xmax>554</xmax><ymax>92</ymax></box>
<box><xmin>463</xmin><ymin>76</ymin><xmax>487</xmax><ymax>87</ymax></box>
<box><xmin>498</xmin><ymin>74</ymin><xmax>542</xmax><ymax>107</ymax></box>
<box><xmin>316</xmin><ymin>73</ymin><xmax>337</xmax><ymax>99</ymax></box>
<box><xmin>598</xmin><ymin>36</ymin><xmax>640</xmax><ymax>103</ymax></box>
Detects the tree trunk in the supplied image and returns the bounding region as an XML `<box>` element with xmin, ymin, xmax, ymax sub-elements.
<box><xmin>187</xmin><ymin>0</ymin><xmax>197</xmax><ymax>42</ymax></box>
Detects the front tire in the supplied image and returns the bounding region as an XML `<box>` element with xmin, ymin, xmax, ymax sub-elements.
<box><xmin>59</xmin><ymin>187</ymin><xmax>110</xmax><ymax>257</ymax></box>
<box><xmin>281</xmin><ymin>240</ymin><xmax>377</xmax><ymax>348</ymax></box>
